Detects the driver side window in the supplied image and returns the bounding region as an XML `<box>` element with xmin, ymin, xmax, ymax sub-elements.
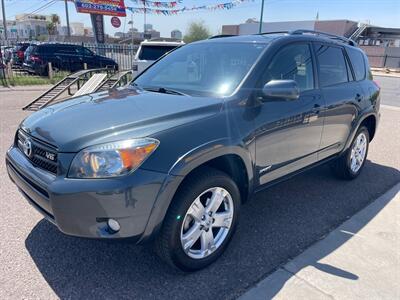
<box><xmin>263</xmin><ymin>43</ymin><xmax>314</xmax><ymax>92</ymax></box>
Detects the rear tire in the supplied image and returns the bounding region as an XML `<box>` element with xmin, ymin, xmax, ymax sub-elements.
<box><xmin>331</xmin><ymin>126</ymin><xmax>369</xmax><ymax>180</ymax></box>
<box><xmin>155</xmin><ymin>167</ymin><xmax>240</xmax><ymax>271</ymax></box>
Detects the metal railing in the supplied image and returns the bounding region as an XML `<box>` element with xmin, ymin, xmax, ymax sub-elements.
<box><xmin>1</xmin><ymin>40</ymin><xmax>138</xmax><ymax>86</ymax></box>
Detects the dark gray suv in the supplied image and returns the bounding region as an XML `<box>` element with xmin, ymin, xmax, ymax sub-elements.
<box><xmin>6</xmin><ymin>31</ymin><xmax>380</xmax><ymax>271</ymax></box>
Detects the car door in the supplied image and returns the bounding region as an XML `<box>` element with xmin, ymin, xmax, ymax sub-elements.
<box><xmin>253</xmin><ymin>42</ymin><xmax>324</xmax><ymax>186</ymax></box>
<box><xmin>80</xmin><ymin>46</ymin><xmax>98</xmax><ymax>69</ymax></box>
<box><xmin>313</xmin><ymin>43</ymin><xmax>361</xmax><ymax>160</ymax></box>
<box><xmin>54</xmin><ymin>45</ymin><xmax>82</xmax><ymax>72</ymax></box>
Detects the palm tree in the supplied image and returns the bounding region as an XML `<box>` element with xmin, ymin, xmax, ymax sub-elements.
<box><xmin>46</xmin><ymin>14</ymin><xmax>60</xmax><ymax>36</ymax></box>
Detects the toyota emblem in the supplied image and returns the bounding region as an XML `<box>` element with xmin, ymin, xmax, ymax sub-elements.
<box><xmin>23</xmin><ymin>138</ymin><xmax>33</xmax><ymax>158</ymax></box>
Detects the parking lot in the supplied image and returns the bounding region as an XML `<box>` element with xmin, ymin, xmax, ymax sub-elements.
<box><xmin>0</xmin><ymin>76</ymin><xmax>399</xmax><ymax>299</ymax></box>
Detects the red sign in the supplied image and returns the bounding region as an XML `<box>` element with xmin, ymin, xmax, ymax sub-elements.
<box><xmin>75</xmin><ymin>0</ymin><xmax>126</xmax><ymax>17</ymax></box>
<box><xmin>111</xmin><ymin>17</ymin><xmax>121</xmax><ymax>28</ymax></box>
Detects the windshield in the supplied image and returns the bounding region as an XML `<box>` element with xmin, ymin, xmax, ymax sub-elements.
<box><xmin>133</xmin><ymin>42</ymin><xmax>266</xmax><ymax>97</ymax></box>
<box><xmin>138</xmin><ymin>45</ymin><xmax>179</xmax><ymax>60</ymax></box>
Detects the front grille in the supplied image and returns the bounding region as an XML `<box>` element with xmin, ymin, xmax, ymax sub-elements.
<box><xmin>17</xmin><ymin>130</ymin><xmax>58</xmax><ymax>174</ymax></box>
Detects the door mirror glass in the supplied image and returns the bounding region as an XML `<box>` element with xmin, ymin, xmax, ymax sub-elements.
<box><xmin>262</xmin><ymin>79</ymin><xmax>300</xmax><ymax>101</ymax></box>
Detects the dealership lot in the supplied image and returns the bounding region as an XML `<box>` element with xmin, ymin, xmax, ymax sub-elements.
<box><xmin>0</xmin><ymin>76</ymin><xmax>399</xmax><ymax>299</ymax></box>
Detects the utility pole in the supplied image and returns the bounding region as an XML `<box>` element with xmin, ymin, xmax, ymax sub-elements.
<box><xmin>131</xmin><ymin>13</ymin><xmax>134</xmax><ymax>45</ymax></box>
<box><xmin>64</xmin><ymin>0</ymin><xmax>71</xmax><ymax>37</ymax></box>
<box><xmin>258</xmin><ymin>0</ymin><xmax>265</xmax><ymax>34</ymax></box>
<box><xmin>143</xmin><ymin>0</ymin><xmax>146</xmax><ymax>34</ymax></box>
<box><xmin>1</xmin><ymin>0</ymin><xmax>8</xmax><ymax>40</ymax></box>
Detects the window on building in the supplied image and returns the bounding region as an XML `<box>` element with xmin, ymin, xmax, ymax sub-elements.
<box><xmin>262</xmin><ymin>43</ymin><xmax>314</xmax><ymax>91</ymax></box>
<box><xmin>315</xmin><ymin>45</ymin><xmax>349</xmax><ymax>87</ymax></box>
<box><xmin>347</xmin><ymin>48</ymin><xmax>366</xmax><ymax>81</ymax></box>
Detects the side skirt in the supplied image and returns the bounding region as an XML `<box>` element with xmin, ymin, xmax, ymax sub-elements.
<box><xmin>253</xmin><ymin>153</ymin><xmax>340</xmax><ymax>195</ymax></box>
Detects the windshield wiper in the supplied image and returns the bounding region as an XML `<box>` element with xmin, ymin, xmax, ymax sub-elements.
<box><xmin>142</xmin><ymin>86</ymin><xmax>187</xmax><ymax>96</ymax></box>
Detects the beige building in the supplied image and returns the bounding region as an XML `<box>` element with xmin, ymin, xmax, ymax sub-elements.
<box><xmin>222</xmin><ymin>19</ymin><xmax>400</xmax><ymax>68</ymax></box>
<box><xmin>70</xmin><ymin>22</ymin><xmax>85</xmax><ymax>36</ymax></box>
<box><xmin>222</xmin><ymin>19</ymin><xmax>357</xmax><ymax>37</ymax></box>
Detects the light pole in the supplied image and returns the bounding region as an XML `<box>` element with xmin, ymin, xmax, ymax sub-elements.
<box><xmin>64</xmin><ymin>0</ymin><xmax>71</xmax><ymax>37</ymax></box>
<box><xmin>1</xmin><ymin>0</ymin><xmax>8</xmax><ymax>40</ymax></box>
<box><xmin>131</xmin><ymin>13</ymin><xmax>134</xmax><ymax>45</ymax></box>
<box><xmin>258</xmin><ymin>0</ymin><xmax>265</xmax><ymax>34</ymax></box>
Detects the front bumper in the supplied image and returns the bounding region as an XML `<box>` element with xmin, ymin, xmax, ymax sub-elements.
<box><xmin>6</xmin><ymin>145</ymin><xmax>169</xmax><ymax>241</ymax></box>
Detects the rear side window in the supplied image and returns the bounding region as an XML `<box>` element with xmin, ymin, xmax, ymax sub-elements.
<box><xmin>39</xmin><ymin>45</ymin><xmax>56</xmax><ymax>54</ymax></box>
<box><xmin>25</xmin><ymin>45</ymin><xmax>37</xmax><ymax>56</ymax></box>
<box><xmin>56</xmin><ymin>45</ymin><xmax>78</xmax><ymax>55</ymax></box>
<box><xmin>138</xmin><ymin>45</ymin><xmax>178</xmax><ymax>60</ymax></box>
<box><xmin>315</xmin><ymin>45</ymin><xmax>348</xmax><ymax>87</ymax></box>
<box><xmin>347</xmin><ymin>48</ymin><xmax>366</xmax><ymax>81</ymax></box>
<box><xmin>263</xmin><ymin>43</ymin><xmax>314</xmax><ymax>91</ymax></box>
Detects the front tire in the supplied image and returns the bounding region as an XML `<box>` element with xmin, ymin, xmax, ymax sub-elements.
<box><xmin>155</xmin><ymin>167</ymin><xmax>240</xmax><ymax>271</ymax></box>
<box><xmin>331</xmin><ymin>126</ymin><xmax>369</xmax><ymax>180</ymax></box>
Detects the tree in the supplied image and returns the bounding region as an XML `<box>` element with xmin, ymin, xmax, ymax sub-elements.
<box><xmin>183</xmin><ymin>21</ymin><xmax>211</xmax><ymax>43</ymax></box>
<box><xmin>46</xmin><ymin>14</ymin><xmax>60</xmax><ymax>36</ymax></box>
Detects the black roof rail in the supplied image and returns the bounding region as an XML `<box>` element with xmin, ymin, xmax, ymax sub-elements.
<box><xmin>257</xmin><ymin>31</ymin><xmax>290</xmax><ymax>35</ymax></box>
<box><xmin>289</xmin><ymin>29</ymin><xmax>357</xmax><ymax>46</ymax></box>
<box><xmin>208</xmin><ymin>34</ymin><xmax>237</xmax><ymax>39</ymax></box>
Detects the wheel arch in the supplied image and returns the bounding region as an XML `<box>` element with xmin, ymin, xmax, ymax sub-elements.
<box><xmin>344</xmin><ymin>111</ymin><xmax>378</xmax><ymax>151</ymax></box>
<box><xmin>360</xmin><ymin>114</ymin><xmax>377</xmax><ymax>141</ymax></box>
<box><xmin>138</xmin><ymin>141</ymin><xmax>254</xmax><ymax>243</ymax></box>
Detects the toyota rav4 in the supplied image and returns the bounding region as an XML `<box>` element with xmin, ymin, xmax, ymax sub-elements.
<box><xmin>6</xmin><ymin>31</ymin><xmax>380</xmax><ymax>271</ymax></box>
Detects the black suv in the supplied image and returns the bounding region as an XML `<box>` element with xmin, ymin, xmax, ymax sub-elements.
<box><xmin>23</xmin><ymin>43</ymin><xmax>118</xmax><ymax>75</ymax></box>
<box><xmin>6</xmin><ymin>31</ymin><xmax>380</xmax><ymax>271</ymax></box>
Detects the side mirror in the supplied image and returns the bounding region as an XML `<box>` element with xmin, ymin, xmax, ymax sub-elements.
<box><xmin>262</xmin><ymin>80</ymin><xmax>300</xmax><ymax>101</ymax></box>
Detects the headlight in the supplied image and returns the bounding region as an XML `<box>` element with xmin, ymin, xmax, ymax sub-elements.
<box><xmin>68</xmin><ymin>138</ymin><xmax>159</xmax><ymax>178</ymax></box>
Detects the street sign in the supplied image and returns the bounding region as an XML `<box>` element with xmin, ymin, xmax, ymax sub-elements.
<box><xmin>75</xmin><ymin>0</ymin><xmax>126</xmax><ymax>17</ymax></box>
<box><xmin>111</xmin><ymin>16</ymin><xmax>121</xmax><ymax>28</ymax></box>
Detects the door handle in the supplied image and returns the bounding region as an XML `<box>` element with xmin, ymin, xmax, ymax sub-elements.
<box><xmin>355</xmin><ymin>93</ymin><xmax>363</xmax><ymax>102</ymax></box>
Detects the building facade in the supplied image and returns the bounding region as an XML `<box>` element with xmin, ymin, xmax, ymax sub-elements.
<box><xmin>222</xmin><ymin>19</ymin><xmax>357</xmax><ymax>37</ymax></box>
<box><xmin>171</xmin><ymin>29</ymin><xmax>183</xmax><ymax>40</ymax></box>
<box><xmin>222</xmin><ymin>19</ymin><xmax>400</xmax><ymax>69</ymax></box>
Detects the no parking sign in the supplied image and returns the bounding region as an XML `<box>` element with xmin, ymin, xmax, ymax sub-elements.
<box><xmin>111</xmin><ymin>17</ymin><xmax>121</xmax><ymax>28</ymax></box>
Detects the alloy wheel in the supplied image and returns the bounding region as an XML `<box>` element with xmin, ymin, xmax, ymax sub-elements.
<box><xmin>180</xmin><ymin>187</ymin><xmax>234</xmax><ymax>259</ymax></box>
<box><xmin>350</xmin><ymin>132</ymin><xmax>367</xmax><ymax>173</ymax></box>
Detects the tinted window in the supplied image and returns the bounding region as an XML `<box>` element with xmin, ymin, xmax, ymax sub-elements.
<box><xmin>315</xmin><ymin>45</ymin><xmax>348</xmax><ymax>87</ymax></box>
<box><xmin>347</xmin><ymin>48</ymin><xmax>366</xmax><ymax>81</ymax></box>
<box><xmin>138</xmin><ymin>45</ymin><xmax>178</xmax><ymax>60</ymax></box>
<box><xmin>134</xmin><ymin>42</ymin><xmax>266</xmax><ymax>97</ymax></box>
<box><xmin>39</xmin><ymin>45</ymin><xmax>57</xmax><ymax>54</ymax></box>
<box><xmin>263</xmin><ymin>43</ymin><xmax>314</xmax><ymax>91</ymax></box>
<box><xmin>25</xmin><ymin>45</ymin><xmax>37</xmax><ymax>56</ymax></box>
<box><xmin>83</xmin><ymin>47</ymin><xmax>93</xmax><ymax>56</ymax></box>
<box><xmin>55</xmin><ymin>45</ymin><xmax>78</xmax><ymax>55</ymax></box>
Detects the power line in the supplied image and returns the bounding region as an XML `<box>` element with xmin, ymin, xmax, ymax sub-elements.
<box><xmin>19</xmin><ymin>0</ymin><xmax>58</xmax><ymax>20</ymax></box>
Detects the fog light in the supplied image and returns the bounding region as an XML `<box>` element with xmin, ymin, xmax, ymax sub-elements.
<box><xmin>107</xmin><ymin>218</ymin><xmax>120</xmax><ymax>233</ymax></box>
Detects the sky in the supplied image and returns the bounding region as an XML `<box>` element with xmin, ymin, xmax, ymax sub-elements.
<box><xmin>2</xmin><ymin>0</ymin><xmax>400</xmax><ymax>37</ymax></box>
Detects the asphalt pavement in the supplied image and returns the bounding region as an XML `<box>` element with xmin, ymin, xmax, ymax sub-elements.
<box><xmin>0</xmin><ymin>76</ymin><xmax>399</xmax><ymax>299</ymax></box>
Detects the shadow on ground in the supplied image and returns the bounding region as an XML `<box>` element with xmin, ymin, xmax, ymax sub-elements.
<box><xmin>25</xmin><ymin>160</ymin><xmax>400</xmax><ymax>300</ymax></box>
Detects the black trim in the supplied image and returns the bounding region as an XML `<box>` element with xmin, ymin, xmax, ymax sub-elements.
<box><xmin>254</xmin><ymin>153</ymin><xmax>339</xmax><ymax>193</ymax></box>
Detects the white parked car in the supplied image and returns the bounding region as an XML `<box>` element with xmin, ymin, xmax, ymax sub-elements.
<box><xmin>132</xmin><ymin>39</ymin><xmax>184</xmax><ymax>77</ymax></box>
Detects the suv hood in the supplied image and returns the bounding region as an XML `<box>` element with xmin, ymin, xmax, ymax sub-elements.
<box><xmin>21</xmin><ymin>87</ymin><xmax>222</xmax><ymax>152</ymax></box>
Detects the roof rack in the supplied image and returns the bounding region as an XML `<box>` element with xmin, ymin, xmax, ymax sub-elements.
<box><xmin>257</xmin><ymin>31</ymin><xmax>290</xmax><ymax>35</ymax></box>
<box><xmin>257</xmin><ymin>29</ymin><xmax>356</xmax><ymax>46</ymax></box>
<box><xmin>289</xmin><ymin>29</ymin><xmax>357</xmax><ymax>46</ymax></box>
<box><xmin>208</xmin><ymin>34</ymin><xmax>237</xmax><ymax>39</ymax></box>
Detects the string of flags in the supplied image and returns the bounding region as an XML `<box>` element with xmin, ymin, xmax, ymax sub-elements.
<box><xmin>128</xmin><ymin>0</ymin><xmax>182</xmax><ymax>8</ymax></box>
<box><xmin>126</xmin><ymin>0</ymin><xmax>254</xmax><ymax>15</ymax></box>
